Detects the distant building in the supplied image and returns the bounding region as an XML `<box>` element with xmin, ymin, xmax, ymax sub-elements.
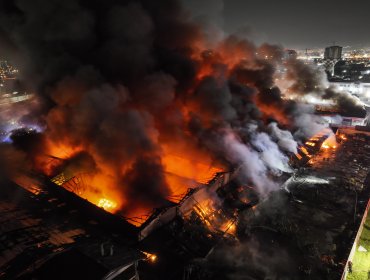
<box><xmin>333</xmin><ymin>61</ymin><xmax>370</xmax><ymax>80</ymax></box>
<box><xmin>323</xmin><ymin>46</ymin><xmax>343</xmax><ymax>76</ymax></box>
<box><xmin>324</xmin><ymin>46</ymin><xmax>343</xmax><ymax>60</ymax></box>
<box><xmin>330</xmin><ymin>81</ymin><xmax>370</xmax><ymax>105</ymax></box>
<box><xmin>319</xmin><ymin>114</ymin><xmax>367</xmax><ymax>127</ymax></box>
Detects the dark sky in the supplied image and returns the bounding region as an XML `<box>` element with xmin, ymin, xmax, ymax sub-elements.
<box><xmin>185</xmin><ymin>0</ymin><xmax>370</xmax><ymax>49</ymax></box>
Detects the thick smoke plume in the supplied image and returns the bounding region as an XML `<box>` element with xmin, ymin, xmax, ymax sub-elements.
<box><xmin>0</xmin><ymin>0</ymin><xmax>364</xmax><ymax>216</ymax></box>
<box><xmin>282</xmin><ymin>59</ymin><xmax>366</xmax><ymax>117</ymax></box>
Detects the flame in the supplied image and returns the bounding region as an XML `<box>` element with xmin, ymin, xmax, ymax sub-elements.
<box><xmin>222</xmin><ymin>220</ymin><xmax>236</xmax><ymax>234</ymax></box>
<box><xmin>98</xmin><ymin>198</ymin><xmax>117</xmax><ymax>211</ymax></box>
<box><xmin>162</xmin><ymin>152</ymin><xmax>223</xmax><ymax>199</ymax></box>
<box><xmin>28</xmin><ymin>37</ymin><xmax>294</xmax><ymax>223</ymax></box>
<box><xmin>142</xmin><ymin>252</ymin><xmax>157</xmax><ymax>262</ymax></box>
<box><xmin>321</xmin><ymin>135</ymin><xmax>337</xmax><ymax>150</ymax></box>
<box><xmin>300</xmin><ymin>146</ymin><xmax>310</xmax><ymax>156</ymax></box>
<box><xmin>149</xmin><ymin>254</ymin><xmax>157</xmax><ymax>262</ymax></box>
<box><xmin>305</xmin><ymin>141</ymin><xmax>315</xmax><ymax>147</ymax></box>
<box><xmin>44</xmin><ymin>140</ymin><xmax>224</xmax><ymax>221</ymax></box>
<box><xmin>321</xmin><ymin>143</ymin><xmax>330</xmax><ymax>149</ymax></box>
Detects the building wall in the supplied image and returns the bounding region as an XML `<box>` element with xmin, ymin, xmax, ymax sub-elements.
<box><xmin>324</xmin><ymin>46</ymin><xmax>343</xmax><ymax>60</ymax></box>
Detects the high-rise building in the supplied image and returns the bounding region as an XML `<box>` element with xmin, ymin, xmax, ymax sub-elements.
<box><xmin>324</xmin><ymin>45</ymin><xmax>343</xmax><ymax>60</ymax></box>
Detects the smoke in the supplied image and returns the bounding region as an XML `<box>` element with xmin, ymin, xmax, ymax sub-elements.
<box><xmin>182</xmin><ymin>0</ymin><xmax>224</xmax><ymax>46</ymax></box>
<box><xmin>250</xmin><ymin>130</ymin><xmax>292</xmax><ymax>174</ymax></box>
<box><xmin>0</xmin><ymin>0</ymin><xmax>355</xmax><ymax>216</ymax></box>
<box><xmin>267</xmin><ymin>122</ymin><xmax>297</xmax><ymax>154</ymax></box>
<box><xmin>323</xmin><ymin>86</ymin><xmax>365</xmax><ymax>117</ymax></box>
<box><xmin>222</xmin><ymin>132</ymin><xmax>278</xmax><ymax>196</ymax></box>
<box><xmin>282</xmin><ymin>58</ymin><xmax>366</xmax><ymax>117</ymax></box>
<box><xmin>204</xmin><ymin>237</ymin><xmax>299</xmax><ymax>280</ymax></box>
<box><xmin>0</xmin><ymin>143</ymin><xmax>29</xmax><ymax>179</ymax></box>
<box><xmin>198</xmin><ymin>191</ymin><xmax>301</xmax><ymax>280</ymax></box>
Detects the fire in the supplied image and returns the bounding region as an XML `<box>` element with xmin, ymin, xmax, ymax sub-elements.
<box><xmin>300</xmin><ymin>146</ymin><xmax>310</xmax><ymax>156</ymax></box>
<box><xmin>321</xmin><ymin>135</ymin><xmax>338</xmax><ymax>150</ymax></box>
<box><xmin>321</xmin><ymin>143</ymin><xmax>330</xmax><ymax>149</ymax></box>
<box><xmin>222</xmin><ymin>220</ymin><xmax>236</xmax><ymax>234</ymax></box>
<box><xmin>305</xmin><ymin>141</ymin><xmax>316</xmax><ymax>147</ymax></box>
<box><xmin>162</xmin><ymin>152</ymin><xmax>223</xmax><ymax>198</ymax></box>
<box><xmin>142</xmin><ymin>252</ymin><xmax>157</xmax><ymax>263</ymax></box>
<box><xmin>98</xmin><ymin>198</ymin><xmax>117</xmax><ymax>211</ymax></box>
<box><xmin>21</xmin><ymin>20</ymin><xmax>326</xmax><ymax>226</ymax></box>
<box><xmin>46</xmin><ymin>142</ymin><xmax>224</xmax><ymax>222</ymax></box>
<box><xmin>149</xmin><ymin>254</ymin><xmax>157</xmax><ymax>262</ymax></box>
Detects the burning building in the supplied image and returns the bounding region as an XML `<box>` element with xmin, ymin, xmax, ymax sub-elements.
<box><xmin>0</xmin><ymin>0</ymin><xmax>369</xmax><ymax>279</ymax></box>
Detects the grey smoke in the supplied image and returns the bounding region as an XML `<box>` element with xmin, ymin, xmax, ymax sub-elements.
<box><xmin>222</xmin><ymin>131</ymin><xmax>278</xmax><ymax>196</ymax></box>
<box><xmin>250</xmin><ymin>131</ymin><xmax>292</xmax><ymax>174</ymax></box>
<box><xmin>267</xmin><ymin>122</ymin><xmax>298</xmax><ymax>154</ymax></box>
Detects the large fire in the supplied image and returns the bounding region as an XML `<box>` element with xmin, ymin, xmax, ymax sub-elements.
<box><xmin>31</xmin><ymin>39</ymin><xmax>327</xmax><ymax>222</ymax></box>
<box><xmin>47</xmin><ymin>140</ymin><xmax>224</xmax><ymax>219</ymax></box>
<box><xmin>3</xmin><ymin>0</ymin><xmax>363</xmax><ymax>228</ymax></box>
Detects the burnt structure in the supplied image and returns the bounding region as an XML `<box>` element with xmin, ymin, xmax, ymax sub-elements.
<box><xmin>0</xmin><ymin>173</ymin><xmax>141</xmax><ymax>280</ymax></box>
<box><xmin>1</xmin><ymin>128</ymin><xmax>370</xmax><ymax>280</ymax></box>
<box><xmin>186</xmin><ymin>129</ymin><xmax>370</xmax><ymax>279</ymax></box>
<box><xmin>0</xmin><ymin>166</ymin><xmax>260</xmax><ymax>279</ymax></box>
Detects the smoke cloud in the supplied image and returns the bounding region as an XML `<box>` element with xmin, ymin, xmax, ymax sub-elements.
<box><xmin>0</xmin><ymin>0</ymin><xmax>360</xmax><ymax>217</ymax></box>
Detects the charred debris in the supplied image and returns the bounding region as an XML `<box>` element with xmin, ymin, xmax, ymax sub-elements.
<box><xmin>0</xmin><ymin>128</ymin><xmax>369</xmax><ymax>279</ymax></box>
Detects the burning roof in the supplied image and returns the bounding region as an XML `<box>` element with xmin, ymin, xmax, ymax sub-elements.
<box><xmin>0</xmin><ymin>0</ymin><xmax>367</xmax><ymax>237</ymax></box>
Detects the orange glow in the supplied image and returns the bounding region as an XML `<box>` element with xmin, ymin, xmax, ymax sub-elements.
<box><xmin>222</xmin><ymin>220</ymin><xmax>236</xmax><ymax>234</ymax></box>
<box><xmin>98</xmin><ymin>198</ymin><xmax>117</xmax><ymax>211</ymax></box>
<box><xmin>142</xmin><ymin>252</ymin><xmax>157</xmax><ymax>263</ymax></box>
<box><xmin>160</xmin><ymin>143</ymin><xmax>224</xmax><ymax>201</ymax></box>
<box><xmin>34</xmin><ymin>140</ymin><xmax>83</xmax><ymax>176</ymax></box>
<box><xmin>321</xmin><ymin>135</ymin><xmax>338</xmax><ymax>150</ymax></box>
<box><xmin>305</xmin><ymin>141</ymin><xmax>315</xmax><ymax>147</ymax></box>
<box><xmin>300</xmin><ymin>146</ymin><xmax>310</xmax><ymax>156</ymax></box>
<box><xmin>43</xmin><ymin>140</ymin><xmax>224</xmax><ymax>222</ymax></box>
<box><xmin>256</xmin><ymin>103</ymin><xmax>290</xmax><ymax>125</ymax></box>
<box><xmin>32</xmin><ymin>39</ymin><xmax>293</xmax><ymax>225</ymax></box>
<box><xmin>163</xmin><ymin>154</ymin><xmax>221</xmax><ymax>184</ymax></box>
<box><xmin>149</xmin><ymin>254</ymin><xmax>157</xmax><ymax>262</ymax></box>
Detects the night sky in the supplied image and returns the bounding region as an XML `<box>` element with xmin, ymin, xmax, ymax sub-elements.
<box><xmin>185</xmin><ymin>0</ymin><xmax>370</xmax><ymax>49</ymax></box>
<box><xmin>1</xmin><ymin>0</ymin><xmax>370</xmax><ymax>58</ymax></box>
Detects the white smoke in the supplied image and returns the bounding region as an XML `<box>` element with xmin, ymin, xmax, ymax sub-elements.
<box><xmin>250</xmin><ymin>132</ymin><xmax>292</xmax><ymax>174</ymax></box>
<box><xmin>292</xmin><ymin>104</ymin><xmax>328</xmax><ymax>139</ymax></box>
<box><xmin>267</xmin><ymin>122</ymin><xmax>298</xmax><ymax>154</ymax></box>
<box><xmin>222</xmin><ymin>132</ymin><xmax>279</xmax><ymax>196</ymax></box>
